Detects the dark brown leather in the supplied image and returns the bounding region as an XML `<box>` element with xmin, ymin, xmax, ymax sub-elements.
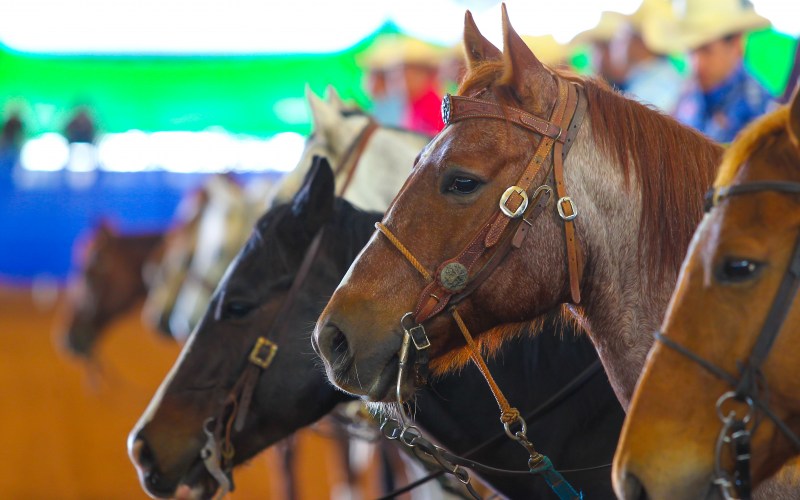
<box><xmin>446</xmin><ymin>94</ymin><xmax>564</xmax><ymax>141</ymax></box>
<box><xmin>336</xmin><ymin>120</ymin><xmax>379</xmax><ymax>197</ymax></box>
<box><xmin>411</xmin><ymin>77</ymin><xmax>586</xmax><ymax>325</ymax></box>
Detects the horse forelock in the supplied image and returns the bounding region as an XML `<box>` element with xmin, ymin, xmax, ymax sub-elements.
<box><xmin>716</xmin><ymin>106</ymin><xmax>793</xmax><ymax>188</ymax></box>
<box><xmin>459</xmin><ymin>60</ymin><xmax>724</xmax><ymax>286</ymax></box>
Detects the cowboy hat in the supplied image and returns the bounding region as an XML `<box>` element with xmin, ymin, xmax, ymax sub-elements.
<box><xmin>521</xmin><ymin>34</ymin><xmax>573</xmax><ymax>67</ymax></box>
<box><xmin>675</xmin><ymin>0</ymin><xmax>771</xmax><ymax>51</ymax></box>
<box><xmin>627</xmin><ymin>0</ymin><xmax>683</xmax><ymax>55</ymax></box>
<box><xmin>358</xmin><ymin>34</ymin><xmax>447</xmax><ymax>70</ymax></box>
<box><xmin>571</xmin><ymin>10</ymin><xmax>626</xmax><ymax>45</ymax></box>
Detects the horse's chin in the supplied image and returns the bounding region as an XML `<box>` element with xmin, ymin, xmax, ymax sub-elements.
<box><xmin>173</xmin><ymin>459</ymin><xmax>221</xmax><ymax>500</ymax></box>
<box><xmin>365</xmin><ymin>355</ymin><xmax>404</xmax><ymax>402</ymax></box>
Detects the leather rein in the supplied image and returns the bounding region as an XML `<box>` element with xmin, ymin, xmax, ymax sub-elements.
<box><xmin>655</xmin><ymin>180</ymin><xmax>800</xmax><ymax>500</ymax></box>
<box><xmin>197</xmin><ymin>121</ymin><xmax>379</xmax><ymax>497</ymax></box>
<box><xmin>375</xmin><ymin>75</ymin><xmax>589</xmax><ymax>500</ymax></box>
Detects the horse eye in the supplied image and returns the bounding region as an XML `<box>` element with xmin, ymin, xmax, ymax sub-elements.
<box><xmin>717</xmin><ymin>258</ymin><xmax>762</xmax><ymax>283</ymax></box>
<box><xmin>447</xmin><ymin>177</ymin><xmax>482</xmax><ymax>195</ymax></box>
<box><xmin>223</xmin><ymin>301</ymin><xmax>255</xmax><ymax>319</ymax></box>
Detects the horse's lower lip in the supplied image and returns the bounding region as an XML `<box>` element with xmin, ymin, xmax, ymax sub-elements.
<box><xmin>367</xmin><ymin>356</ymin><xmax>400</xmax><ymax>402</ymax></box>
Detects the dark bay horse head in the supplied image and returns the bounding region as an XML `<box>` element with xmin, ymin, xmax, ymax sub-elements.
<box><xmin>313</xmin><ymin>6</ymin><xmax>722</xmax><ymax>408</ymax></box>
<box><xmin>614</xmin><ymin>84</ymin><xmax>800</xmax><ymax>499</ymax></box>
<box><xmin>61</xmin><ymin>221</ymin><xmax>163</xmax><ymax>357</ymax></box>
<box><xmin>129</xmin><ymin>156</ymin><xmax>624</xmax><ymax>499</ymax></box>
<box><xmin>128</xmin><ymin>157</ymin><xmax>366</xmax><ymax>498</ymax></box>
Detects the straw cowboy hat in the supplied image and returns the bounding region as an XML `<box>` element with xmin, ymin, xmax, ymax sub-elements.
<box><xmin>675</xmin><ymin>0</ymin><xmax>771</xmax><ymax>51</ymax></box>
<box><xmin>358</xmin><ymin>35</ymin><xmax>447</xmax><ymax>70</ymax></box>
<box><xmin>572</xmin><ymin>11</ymin><xmax>627</xmax><ymax>45</ymax></box>
<box><xmin>627</xmin><ymin>0</ymin><xmax>683</xmax><ymax>55</ymax></box>
<box><xmin>521</xmin><ymin>35</ymin><xmax>572</xmax><ymax>67</ymax></box>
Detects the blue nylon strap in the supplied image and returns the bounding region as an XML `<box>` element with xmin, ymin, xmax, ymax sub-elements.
<box><xmin>532</xmin><ymin>456</ymin><xmax>583</xmax><ymax>500</ymax></box>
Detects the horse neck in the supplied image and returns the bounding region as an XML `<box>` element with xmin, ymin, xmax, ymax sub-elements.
<box><xmin>563</xmin><ymin>120</ymin><xmax>715</xmax><ymax>409</ymax></box>
<box><xmin>339</xmin><ymin>128</ymin><xmax>430</xmax><ymax>212</ymax></box>
<box><xmin>122</xmin><ymin>233</ymin><xmax>164</xmax><ymax>272</ymax></box>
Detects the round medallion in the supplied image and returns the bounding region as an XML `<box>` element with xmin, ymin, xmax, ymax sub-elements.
<box><xmin>439</xmin><ymin>262</ymin><xmax>468</xmax><ymax>292</ymax></box>
<box><xmin>441</xmin><ymin>94</ymin><xmax>452</xmax><ymax>125</ymax></box>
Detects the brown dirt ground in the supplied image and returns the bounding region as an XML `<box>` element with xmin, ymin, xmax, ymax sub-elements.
<box><xmin>0</xmin><ymin>285</ymin><xmax>382</xmax><ymax>499</ymax></box>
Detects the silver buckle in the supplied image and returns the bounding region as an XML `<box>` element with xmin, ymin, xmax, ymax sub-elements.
<box><xmin>499</xmin><ymin>186</ymin><xmax>529</xmax><ymax>218</ymax></box>
<box><xmin>556</xmin><ymin>196</ymin><xmax>577</xmax><ymax>221</ymax></box>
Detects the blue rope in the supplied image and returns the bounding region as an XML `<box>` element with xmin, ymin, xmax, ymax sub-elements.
<box><xmin>531</xmin><ymin>456</ymin><xmax>583</xmax><ymax>500</ymax></box>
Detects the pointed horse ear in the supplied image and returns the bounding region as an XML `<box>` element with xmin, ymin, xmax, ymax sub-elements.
<box><xmin>325</xmin><ymin>85</ymin><xmax>345</xmax><ymax>110</ymax></box>
<box><xmin>498</xmin><ymin>3</ymin><xmax>557</xmax><ymax>116</ymax></box>
<box><xmin>292</xmin><ymin>155</ymin><xmax>335</xmax><ymax>232</ymax></box>
<box><xmin>306</xmin><ymin>84</ymin><xmax>338</xmax><ymax>134</ymax></box>
<box><xmin>788</xmin><ymin>86</ymin><xmax>800</xmax><ymax>150</ymax></box>
<box><xmin>463</xmin><ymin>10</ymin><xmax>502</xmax><ymax>70</ymax></box>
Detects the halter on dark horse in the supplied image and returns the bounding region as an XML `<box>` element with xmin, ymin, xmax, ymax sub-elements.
<box><xmin>654</xmin><ymin>181</ymin><xmax>800</xmax><ymax>500</ymax></box>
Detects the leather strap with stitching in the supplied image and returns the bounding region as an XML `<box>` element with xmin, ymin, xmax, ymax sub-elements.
<box><xmin>408</xmin><ymin>77</ymin><xmax>585</xmax><ymax>326</ymax></box>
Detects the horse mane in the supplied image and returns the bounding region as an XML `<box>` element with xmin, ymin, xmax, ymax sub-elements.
<box><xmin>715</xmin><ymin>106</ymin><xmax>791</xmax><ymax>188</ymax></box>
<box><xmin>458</xmin><ymin>60</ymin><xmax>724</xmax><ymax>284</ymax></box>
<box><xmin>430</xmin><ymin>307</ymin><xmax>576</xmax><ymax>375</ymax></box>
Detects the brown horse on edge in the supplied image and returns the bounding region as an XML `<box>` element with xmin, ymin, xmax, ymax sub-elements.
<box><xmin>613</xmin><ymin>89</ymin><xmax>800</xmax><ymax>499</ymax></box>
<box><xmin>313</xmin><ymin>6</ymin><xmax>720</xmax><ymax>410</ymax></box>
<box><xmin>61</xmin><ymin>221</ymin><xmax>163</xmax><ymax>356</ymax></box>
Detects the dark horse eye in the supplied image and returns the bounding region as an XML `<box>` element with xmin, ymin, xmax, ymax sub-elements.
<box><xmin>223</xmin><ymin>301</ymin><xmax>255</xmax><ymax>319</ymax></box>
<box><xmin>717</xmin><ymin>258</ymin><xmax>762</xmax><ymax>283</ymax></box>
<box><xmin>447</xmin><ymin>177</ymin><xmax>481</xmax><ymax>195</ymax></box>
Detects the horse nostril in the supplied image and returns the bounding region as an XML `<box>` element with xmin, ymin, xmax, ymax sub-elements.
<box><xmin>621</xmin><ymin>472</ymin><xmax>648</xmax><ymax>500</ymax></box>
<box><xmin>317</xmin><ymin>323</ymin><xmax>350</xmax><ymax>364</ymax></box>
<box><xmin>331</xmin><ymin>328</ymin><xmax>348</xmax><ymax>355</ymax></box>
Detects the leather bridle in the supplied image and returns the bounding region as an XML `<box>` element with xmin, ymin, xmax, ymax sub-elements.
<box><xmin>655</xmin><ymin>180</ymin><xmax>800</xmax><ymax>500</ymax></box>
<box><xmin>375</xmin><ymin>75</ymin><xmax>588</xmax><ymax>500</ymax></box>
<box><xmin>195</xmin><ymin>126</ymin><xmax>379</xmax><ymax>497</ymax></box>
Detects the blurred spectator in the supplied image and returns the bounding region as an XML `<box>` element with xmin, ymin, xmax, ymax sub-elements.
<box><xmin>521</xmin><ymin>35</ymin><xmax>573</xmax><ymax>70</ymax></box>
<box><xmin>672</xmin><ymin>0</ymin><xmax>773</xmax><ymax>143</ymax></box>
<box><xmin>780</xmin><ymin>41</ymin><xmax>800</xmax><ymax>104</ymax></box>
<box><xmin>608</xmin><ymin>0</ymin><xmax>685</xmax><ymax>113</ymax></box>
<box><xmin>65</xmin><ymin>108</ymin><xmax>96</xmax><ymax>144</ymax></box>
<box><xmin>572</xmin><ymin>11</ymin><xmax>628</xmax><ymax>87</ymax></box>
<box><xmin>1</xmin><ymin>110</ymin><xmax>24</xmax><ymax>152</ymax></box>
<box><xmin>359</xmin><ymin>35</ymin><xmax>446</xmax><ymax>135</ymax></box>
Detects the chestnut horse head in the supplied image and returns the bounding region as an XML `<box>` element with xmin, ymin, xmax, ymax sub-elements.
<box><xmin>613</xmin><ymin>91</ymin><xmax>800</xmax><ymax>498</ymax></box>
<box><xmin>62</xmin><ymin>221</ymin><xmax>163</xmax><ymax>357</ymax></box>
<box><xmin>314</xmin><ymin>6</ymin><xmax>721</xmax><ymax>406</ymax></box>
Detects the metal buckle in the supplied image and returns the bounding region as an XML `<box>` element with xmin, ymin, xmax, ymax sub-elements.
<box><xmin>248</xmin><ymin>337</ymin><xmax>278</xmax><ymax>369</ymax></box>
<box><xmin>499</xmin><ymin>186</ymin><xmax>529</xmax><ymax>218</ymax></box>
<box><xmin>401</xmin><ymin>312</ymin><xmax>431</xmax><ymax>350</ymax></box>
<box><xmin>556</xmin><ymin>196</ymin><xmax>577</xmax><ymax>221</ymax></box>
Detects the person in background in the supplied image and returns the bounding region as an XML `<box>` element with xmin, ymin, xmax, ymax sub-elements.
<box><xmin>359</xmin><ymin>34</ymin><xmax>446</xmax><ymax>135</ymax></box>
<box><xmin>65</xmin><ymin>107</ymin><xmax>96</xmax><ymax>144</ymax></box>
<box><xmin>672</xmin><ymin>0</ymin><xmax>773</xmax><ymax>143</ymax></box>
<box><xmin>359</xmin><ymin>39</ymin><xmax>407</xmax><ymax>128</ymax></box>
<box><xmin>521</xmin><ymin>34</ymin><xmax>573</xmax><ymax>70</ymax></box>
<box><xmin>572</xmin><ymin>11</ymin><xmax>628</xmax><ymax>88</ymax></box>
<box><xmin>1</xmin><ymin>110</ymin><xmax>24</xmax><ymax>152</ymax></box>
<box><xmin>608</xmin><ymin>0</ymin><xmax>685</xmax><ymax>113</ymax></box>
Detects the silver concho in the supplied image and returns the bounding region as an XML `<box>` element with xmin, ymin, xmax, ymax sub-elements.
<box><xmin>439</xmin><ymin>262</ymin><xmax>468</xmax><ymax>292</ymax></box>
<box><xmin>441</xmin><ymin>94</ymin><xmax>452</xmax><ymax>125</ymax></box>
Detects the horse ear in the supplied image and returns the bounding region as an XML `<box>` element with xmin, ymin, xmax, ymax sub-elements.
<box><xmin>498</xmin><ymin>3</ymin><xmax>557</xmax><ymax>116</ymax></box>
<box><xmin>788</xmin><ymin>86</ymin><xmax>800</xmax><ymax>150</ymax></box>
<box><xmin>292</xmin><ymin>155</ymin><xmax>335</xmax><ymax>231</ymax></box>
<box><xmin>306</xmin><ymin>84</ymin><xmax>338</xmax><ymax>134</ymax></box>
<box><xmin>325</xmin><ymin>85</ymin><xmax>345</xmax><ymax>110</ymax></box>
<box><xmin>463</xmin><ymin>10</ymin><xmax>502</xmax><ymax>69</ymax></box>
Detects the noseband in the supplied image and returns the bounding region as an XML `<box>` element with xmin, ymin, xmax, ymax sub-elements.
<box><xmin>656</xmin><ymin>180</ymin><xmax>800</xmax><ymax>500</ymax></box>
<box><xmin>376</xmin><ymin>76</ymin><xmax>588</xmax><ymax>500</ymax></box>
